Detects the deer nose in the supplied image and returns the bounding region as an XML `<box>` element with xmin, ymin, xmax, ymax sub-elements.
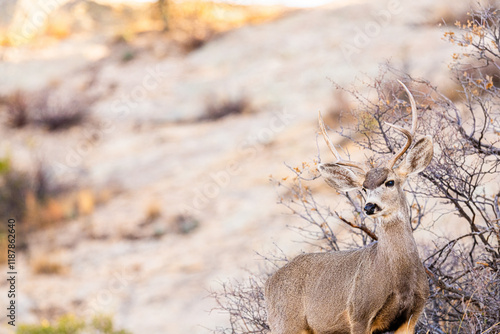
<box><xmin>364</xmin><ymin>203</ymin><xmax>379</xmax><ymax>215</ymax></box>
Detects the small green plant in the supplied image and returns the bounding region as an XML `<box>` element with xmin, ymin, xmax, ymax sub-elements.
<box><xmin>121</xmin><ymin>50</ymin><xmax>135</xmax><ymax>63</ymax></box>
<box><xmin>17</xmin><ymin>315</ymin><xmax>84</xmax><ymax>334</ymax></box>
<box><xmin>17</xmin><ymin>314</ymin><xmax>131</xmax><ymax>334</ymax></box>
<box><xmin>91</xmin><ymin>314</ymin><xmax>130</xmax><ymax>334</ymax></box>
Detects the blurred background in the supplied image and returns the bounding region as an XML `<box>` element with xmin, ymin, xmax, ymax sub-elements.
<box><xmin>0</xmin><ymin>0</ymin><xmax>474</xmax><ymax>332</ymax></box>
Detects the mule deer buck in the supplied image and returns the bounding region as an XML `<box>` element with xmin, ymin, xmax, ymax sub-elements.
<box><xmin>265</xmin><ymin>81</ymin><xmax>432</xmax><ymax>334</ymax></box>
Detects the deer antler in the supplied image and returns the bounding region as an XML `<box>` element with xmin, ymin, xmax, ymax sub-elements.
<box><xmin>318</xmin><ymin>111</ymin><xmax>366</xmax><ymax>173</ymax></box>
<box><xmin>386</xmin><ymin>80</ymin><xmax>418</xmax><ymax>169</ymax></box>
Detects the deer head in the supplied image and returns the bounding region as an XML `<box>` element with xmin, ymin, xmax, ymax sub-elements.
<box><xmin>318</xmin><ymin>81</ymin><xmax>433</xmax><ymax>220</ymax></box>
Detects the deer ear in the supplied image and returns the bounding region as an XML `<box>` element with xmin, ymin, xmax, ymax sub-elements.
<box><xmin>395</xmin><ymin>135</ymin><xmax>433</xmax><ymax>177</ymax></box>
<box><xmin>318</xmin><ymin>163</ymin><xmax>364</xmax><ymax>192</ymax></box>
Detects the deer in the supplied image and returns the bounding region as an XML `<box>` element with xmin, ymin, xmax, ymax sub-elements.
<box><xmin>264</xmin><ymin>81</ymin><xmax>433</xmax><ymax>334</ymax></box>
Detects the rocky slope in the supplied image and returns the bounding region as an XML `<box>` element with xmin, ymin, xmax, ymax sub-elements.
<box><xmin>0</xmin><ymin>0</ymin><xmax>466</xmax><ymax>332</ymax></box>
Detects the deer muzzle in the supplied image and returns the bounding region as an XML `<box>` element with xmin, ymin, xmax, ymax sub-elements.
<box><xmin>364</xmin><ymin>203</ymin><xmax>380</xmax><ymax>215</ymax></box>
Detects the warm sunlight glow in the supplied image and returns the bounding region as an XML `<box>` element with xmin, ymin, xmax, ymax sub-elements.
<box><xmin>100</xmin><ymin>0</ymin><xmax>336</xmax><ymax>7</ymax></box>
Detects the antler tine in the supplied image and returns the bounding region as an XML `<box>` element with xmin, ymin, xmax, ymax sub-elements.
<box><xmin>386</xmin><ymin>80</ymin><xmax>418</xmax><ymax>169</ymax></box>
<box><xmin>398</xmin><ymin>79</ymin><xmax>418</xmax><ymax>135</ymax></box>
<box><xmin>385</xmin><ymin>123</ymin><xmax>412</xmax><ymax>169</ymax></box>
<box><xmin>318</xmin><ymin>111</ymin><xmax>341</xmax><ymax>161</ymax></box>
<box><xmin>318</xmin><ymin>111</ymin><xmax>366</xmax><ymax>173</ymax></box>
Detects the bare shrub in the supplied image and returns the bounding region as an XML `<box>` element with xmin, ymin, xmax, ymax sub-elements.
<box><xmin>0</xmin><ymin>157</ymin><xmax>30</xmax><ymax>225</ymax></box>
<box><xmin>3</xmin><ymin>90</ymin><xmax>29</xmax><ymax>128</ymax></box>
<box><xmin>200</xmin><ymin>96</ymin><xmax>253</xmax><ymax>122</ymax></box>
<box><xmin>0</xmin><ymin>159</ymin><xmax>73</xmax><ymax>247</ymax></box>
<box><xmin>324</xmin><ymin>73</ymin><xmax>499</xmax><ymax>333</ymax></box>
<box><xmin>172</xmin><ymin>214</ymin><xmax>199</xmax><ymax>234</ymax></box>
<box><xmin>211</xmin><ymin>275</ymin><xmax>270</xmax><ymax>334</ymax></box>
<box><xmin>212</xmin><ymin>5</ymin><xmax>500</xmax><ymax>334</ymax></box>
<box><xmin>1</xmin><ymin>89</ymin><xmax>90</xmax><ymax>131</ymax></box>
<box><xmin>0</xmin><ymin>159</ymin><xmax>48</xmax><ymax>252</ymax></box>
<box><xmin>32</xmin><ymin>93</ymin><xmax>89</xmax><ymax>131</ymax></box>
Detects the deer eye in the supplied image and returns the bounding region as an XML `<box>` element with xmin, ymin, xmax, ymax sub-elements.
<box><xmin>362</xmin><ymin>188</ymin><xmax>367</xmax><ymax>193</ymax></box>
<box><xmin>385</xmin><ymin>180</ymin><xmax>395</xmax><ymax>187</ymax></box>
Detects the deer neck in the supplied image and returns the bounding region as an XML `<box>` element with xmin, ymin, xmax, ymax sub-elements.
<box><xmin>375</xmin><ymin>199</ymin><xmax>420</xmax><ymax>269</ymax></box>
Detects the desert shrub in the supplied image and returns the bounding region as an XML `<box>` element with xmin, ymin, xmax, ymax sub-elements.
<box><xmin>0</xmin><ymin>159</ymin><xmax>59</xmax><ymax>223</ymax></box>
<box><xmin>3</xmin><ymin>90</ymin><xmax>29</xmax><ymax>128</ymax></box>
<box><xmin>17</xmin><ymin>315</ymin><xmax>84</xmax><ymax>334</ymax></box>
<box><xmin>91</xmin><ymin>314</ymin><xmax>130</xmax><ymax>334</ymax></box>
<box><xmin>17</xmin><ymin>314</ymin><xmax>130</xmax><ymax>334</ymax></box>
<box><xmin>0</xmin><ymin>157</ymin><xmax>31</xmax><ymax>255</ymax></box>
<box><xmin>0</xmin><ymin>158</ymin><xmax>71</xmax><ymax>246</ymax></box>
<box><xmin>0</xmin><ymin>156</ymin><xmax>31</xmax><ymax>225</ymax></box>
<box><xmin>1</xmin><ymin>90</ymin><xmax>90</xmax><ymax>131</ymax></box>
<box><xmin>32</xmin><ymin>93</ymin><xmax>89</xmax><ymax>131</ymax></box>
<box><xmin>200</xmin><ymin>96</ymin><xmax>252</xmax><ymax>122</ymax></box>
<box><xmin>211</xmin><ymin>275</ymin><xmax>270</xmax><ymax>334</ymax></box>
<box><xmin>212</xmin><ymin>4</ymin><xmax>500</xmax><ymax>334</ymax></box>
<box><xmin>172</xmin><ymin>214</ymin><xmax>199</xmax><ymax>234</ymax></box>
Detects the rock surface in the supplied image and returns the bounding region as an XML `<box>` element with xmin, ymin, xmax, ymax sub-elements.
<box><xmin>0</xmin><ymin>0</ymin><xmax>465</xmax><ymax>332</ymax></box>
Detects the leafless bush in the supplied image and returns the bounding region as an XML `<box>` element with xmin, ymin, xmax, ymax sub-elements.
<box><xmin>211</xmin><ymin>275</ymin><xmax>270</xmax><ymax>334</ymax></box>
<box><xmin>328</xmin><ymin>74</ymin><xmax>500</xmax><ymax>333</ymax></box>
<box><xmin>3</xmin><ymin>90</ymin><xmax>29</xmax><ymax>128</ymax></box>
<box><xmin>0</xmin><ymin>160</ymin><xmax>45</xmax><ymax>252</ymax></box>
<box><xmin>172</xmin><ymin>214</ymin><xmax>199</xmax><ymax>234</ymax></box>
<box><xmin>0</xmin><ymin>158</ymin><xmax>66</xmax><ymax>250</ymax></box>
<box><xmin>32</xmin><ymin>93</ymin><xmax>89</xmax><ymax>131</ymax></box>
<box><xmin>1</xmin><ymin>89</ymin><xmax>90</xmax><ymax>131</ymax></box>
<box><xmin>200</xmin><ymin>96</ymin><xmax>253</xmax><ymax>122</ymax></box>
<box><xmin>0</xmin><ymin>160</ymin><xmax>30</xmax><ymax>226</ymax></box>
<box><xmin>213</xmin><ymin>5</ymin><xmax>500</xmax><ymax>334</ymax></box>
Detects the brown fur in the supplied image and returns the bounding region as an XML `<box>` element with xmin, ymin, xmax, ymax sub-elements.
<box><xmin>363</xmin><ymin>167</ymin><xmax>390</xmax><ymax>190</ymax></box>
